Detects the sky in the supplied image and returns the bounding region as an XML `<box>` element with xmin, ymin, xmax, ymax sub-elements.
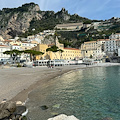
<box><xmin>0</xmin><ymin>0</ymin><xmax>120</xmax><ymax>20</ymax></box>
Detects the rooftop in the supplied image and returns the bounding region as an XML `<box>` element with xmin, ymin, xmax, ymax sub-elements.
<box><xmin>97</xmin><ymin>39</ymin><xmax>109</xmax><ymax>41</ymax></box>
<box><xmin>0</xmin><ymin>45</ymin><xmax>9</xmax><ymax>47</ymax></box>
<box><xmin>13</xmin><ymin>44</ymin><xmax>20</xmax><ymax>46</ymax></box>
<box><xmin>4</xmin><ymin>39</ymin><xmax>12</xmax><ymax>42</ymax></box>
<box><xmin>84</xmin><ymin>41</ymin><xmax>97</xmax><ymax>44</ymax></box>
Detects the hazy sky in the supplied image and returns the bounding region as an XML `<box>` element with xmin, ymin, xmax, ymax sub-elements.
<box><xmin>0</xmin><ymin>0</ymin><xmax>120</xmax><ymax>20</ymax></box>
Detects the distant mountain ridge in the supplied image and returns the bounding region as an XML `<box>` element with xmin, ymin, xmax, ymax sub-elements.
<box><xmin>0</xmin><ymin>2</ymin><xmax>92</xmax><ymax>39</ymax></box>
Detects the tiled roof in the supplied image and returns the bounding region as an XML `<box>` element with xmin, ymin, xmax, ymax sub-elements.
<box><xmin>104</xmin><ymin>39</ymin><xmax>110</xmax><ymax>41</ymax></box>
<box><xmin>115</xmin><ymin>33</ymin><xmax>120</xmax><ymax>34</ymax></box>
<box><xmin>97</xmin><ymin>39</ymin><xmax>109</xmax><ymax>41</ymax></box>
<box><xmin>0</xmin><ymin>45</ymin><xmax>9</xmax><ymax>47</ymax></box>
<box><xmin>22</xmin><ymin>42</ymin><xmax>28</xmax><ymax>43</ymax></box>
<box><xmin>4</xmin><ymin>39</ymin><xmax>12</xmax><ymax>42</ymax></box>
<box><xmin>48</xmin><ymin>44</ymin><xmax>55</xmax><ymax>47</ymax></box>
<box><xmin>13</xmin><ymin>44</ymin><xmax>20</xmax><ymax>46</ymax></box>
<box><xmin>84</xmin><ymin>41</ymin><xmax>97</xmax><ymax>44</ymax></box>
<box><xmin>116</xmin><ymin>40</ymin><xmax>120</xmax><ymax>41</ymax></box>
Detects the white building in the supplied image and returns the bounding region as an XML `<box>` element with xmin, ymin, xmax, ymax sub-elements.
<box><xmin>116</xmin><ymin>40</ymin><xmax>120</xmax><ymax>56</ymax></box>
<box><xmin>104</xmin><ymin>39</ymin><xmax>117</xmax><ymax>56</ymax></box>
<box><xmin>11</xmin><ymin>44</ymin><xmax>21</xmax><ymax>50</ymax></box>
<box><xmin>21</xmin><ymin>42</ymin><xmax>37</xmax><ymax>50</ymax></box>
<box><xmin>0</xmin><ymin>45</ymin><xmax>10</xmax><ymax>61</ymax></box>
<box><xmin>118</xmin><ymin>48</ymin><xmax>120</xmax><ymax>56</ymax></box>
<box><xmin>104</xmin><ymin>33</ymin><xmax>120</xmax><ymax>56</ymax></box>
<box><xmin>109</xmin><ymin>33</ymin><xmax>120</xmax><ymax>40</ymax></box>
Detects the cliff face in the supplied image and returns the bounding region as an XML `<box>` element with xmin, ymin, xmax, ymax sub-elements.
<box><xmin>0</xmin><ymin>3</ymin><xmax>42</xmax><ymax>39</ymax></box>
<box><xmin>0</xmin><ymin>2</ymin><xmax>90</xmax><ymax>39</ymax></box>
<box><xmin>55</xmin><ymin>8</ymin><xmax>70</xmax><ymax>21</ymax></box>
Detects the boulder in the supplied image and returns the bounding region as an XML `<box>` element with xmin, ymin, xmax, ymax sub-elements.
<box><xmin>0</xmin><ymin>101</ymin><xmax>27</xmax><ymax>120</ymax></box>
<box><xmin>48</xmin><ymin>114</ymin><xmax>79</xmax><ymax>120</ymax></box>
<box><xmin>0</xmin><ymin>101</ymin><xmax>16</xmax><ymax>119</ymax></box>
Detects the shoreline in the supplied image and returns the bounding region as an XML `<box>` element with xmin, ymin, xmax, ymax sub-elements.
<box><xmin>0</xmin><ymin>63</ymin><xmax>120</xmax><ymax>103</ymax></box>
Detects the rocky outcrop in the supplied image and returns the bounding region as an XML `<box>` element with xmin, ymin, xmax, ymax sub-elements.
<box><xmin>0</xmin><ymin>101</ymin><xmax>27</xmax><ymax>120</ymax></box>
<box><xmin>55</xmin><ymin>8</ymin><xmax>70</xmax><ymax>21</ymax></box>
<box><xmin>42</xmin><ymin>35</ymin><xmax>55</xmax><ymax>45</ymax></box>
<box><xmin>0</xmin><ymin>2</ymin><xmax>90</xmax><ymax>39</ymax></box>
<box><xmin>0</xmin><ymin>3</ymin><xmax>42</xmax><ymax>39</ymax></box>
<box><xmin>48</xmin><ymin>114</ymin><xmax>79</xmax><ymax>120</ymax></box>
<box><xmin>0</xmin><ymin>101</ymin><xmax>16</xmax><ymax>119</ymax></box>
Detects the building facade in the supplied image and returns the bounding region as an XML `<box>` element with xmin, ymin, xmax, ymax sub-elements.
<box><xmin>55</xmin><ymin>22</ymin><xmax>83</xmax><ymax>30</ymax></box>
<box><xmin>81</xmin><ymin>40</ymin><xmax>106</xmax><ymax>59</ymax></box>
<box><xmin>0</xmin><ymin>45</ymin><xmax>10</xmax><ymax>61</ymax></box>
<box><xmin>32</xmin><ymin>38</ymin><xmax>82</xmax><ymax>60</ymax></box>
<box><xmin>109</xmin><ymin>33</ymin><xmax>120</xmax><ymax>40</ymax></box>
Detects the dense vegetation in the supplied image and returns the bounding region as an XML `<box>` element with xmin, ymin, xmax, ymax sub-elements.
<box><xmin>56</xmin><ymin>21</ymin><xmax>120</xmax><ymax>48</ymax></box>
<box><xmin>1</xmin><ymin>2</ymin><xmax>120</xmax><ymax>48</ymax></box>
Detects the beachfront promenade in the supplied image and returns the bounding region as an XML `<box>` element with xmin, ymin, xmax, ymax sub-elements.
<box><xmin>0</xmin><ymin>63</ymin><xmax>120</xmax><ymax>102</ymax></box>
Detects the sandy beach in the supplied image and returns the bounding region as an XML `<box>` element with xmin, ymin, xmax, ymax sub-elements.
<box><xmin>0</xmin><ymin>63</ymin><xmax>120</xmax><ymax>103</ymax></box>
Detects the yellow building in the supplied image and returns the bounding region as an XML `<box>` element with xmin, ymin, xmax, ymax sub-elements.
<box><xmin>32</xmin><ymin>37</ymin><xmax>82</xmax><ymax>60</ymax></box>
<box><xmin>61</xmin><ymin>48</ymin><xmax>81</xmax><ymax>60</ymax></box>
<box><xmin>32</xmin><ymin>44</ymin><xmax>50</xmax><ymax>60</ymax></box>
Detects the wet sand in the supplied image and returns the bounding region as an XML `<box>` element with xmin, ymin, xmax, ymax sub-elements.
<box><xmin>0</xmin><ymin>63</ymin><xmax>120</xmax><ymax>103</ymax></box>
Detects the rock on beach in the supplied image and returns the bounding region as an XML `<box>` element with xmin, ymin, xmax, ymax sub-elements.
<box><xmin>0</xmin><ymin>101</ymin><xmax>27</xmax><ymax>120</ymax></box>
<box><xmin>48</xmin><ymin>114</ymin><xmax>79</xmax><ymax>120</ymax></box>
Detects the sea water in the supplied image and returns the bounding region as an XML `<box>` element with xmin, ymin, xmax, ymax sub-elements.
<box><xmin>26</xmin><ymin>66</ymin><xmax>120</xmax><ymax>120</ymax></box>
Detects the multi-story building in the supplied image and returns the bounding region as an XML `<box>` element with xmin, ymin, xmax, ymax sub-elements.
<box><xmin>109</xmin><ymin>33</ymin><xmax>120</xmax><ymax>40</ymax></box>
<box><xmin>32</xmin><ymin>44</ymin><xmax>50</xmax><ymax>60</ymax></box>
<box><xmin>104</xmin><ymin>39</ymin><xmax>117</xmax><ymax>53</ymax></box>
<box><xmin>21</xmin><ymin>42</ymin><xmax>37</xmax><ymax>50</ymax></box>
<box><xmin>61</xmin><ymin>48</ymin><xmax>81</xmax><ymax>60</ymax></box>
<box><xmin>81</xmin><ymin>40</ymin><xmax>106</xmax><ymax>59</ymax></box>
<box><xmin>81</xmin><ymin>41</ymin><xmax>97</xmax><ymax>59</ymax></box>
<box><xmin>55</xmin><ymin>22</ymin><xmax>83</xmax><ymax>30</ymax></box>
<box><xmin>32</xmin><ymin>37</ymin><xmax>82</xmax><ymax>60</ymax></box>
<box><xmin>11</xmin><ymin>44</ymin><xmax>21</xmax><ymax>50</ymax></box>
<box><xmin>116</xmin><ymin>40</ymin><xmax>120</xmax><ymax>56</ymax></box>
<box><xmin>103</xmin><ymin>33</ymin><xmax>120</xmax><ymax>56</ymax></box>
<box><xmin>2</xmin><ymin>40</ymin><xmax>12</xmax><ymax>46</ymax></box>
<box><xmin>0</xmin><ymin>45</ymin><xmax>10</xmax><ymax>61</ymax></box>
